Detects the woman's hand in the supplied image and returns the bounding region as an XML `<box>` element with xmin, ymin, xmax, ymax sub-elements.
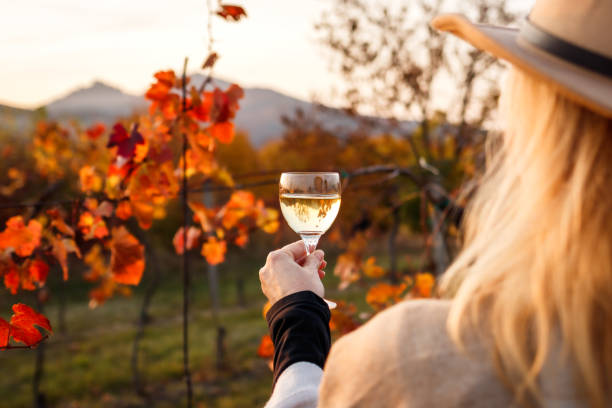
<box><xmin>259</xmin><ymin>241</ymin><xmax>327</xmax><ymax>305</ymax></box>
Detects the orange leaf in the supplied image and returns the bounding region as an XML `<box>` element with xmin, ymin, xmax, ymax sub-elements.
<box><xmin>262</xmin><ymin>301</ymin><xmax>272</xmax><ymax>319</ymax></box>
<box><xmin>130</xmin><ymin>200</ymin><xmax>154</xmax><ymax>230</ymax></box>
<box><xmin>210</xmin><ymin>122</ymin><xmax>234</xmax><ymax>144</ymax></box>
<box><xmin>88</xmin><ymin>279</ymin><xmax>117</xmax><ymax>309</ymax></box>
<box><xmin>79</xmin><ymin>166</ymin><xmax>102</xmax><ymax>193</ymax></box>
<box><xmin>154</xmin><ymin>70</ymin><xmax>176</xmax><ymax>86</ymax></box>
<box><xmin>47</xmin><ymin>208</ymin><xmax>75</xmax><ymax>237</ymax></box>
<box><xmin>255</xmin><ymin>202</ymin><xmax>279</xmax><ymax>234</ymax></box>
<box><xmin>78</xmin><ymin>212</ymin><xmax>109</xmax><ymax>240</ymax></box>
<box><xmin>366</xmin><ymin>282</ymin><xmax>407</xmax><ymax>311</ymax></box>
<box><xmin>51</xmin><ymin>236</ymin><xmax>81</xmax><ymax>280</ymax></box>
<box><xmin>0</xmin><ymin>216</ymin><xmax>42</xmax><ymax>257</ymax></box>
<box><xmin>110</xmin><ymin>226</ymin><xmax>145</xmax><ymax>285</ymax></box>
<box><xmin>9</xmin><ymin>303</ymin><xmax>52</xmax><ymax>346</ymax></box>
<box><xmin>0</xmin><ymin>167</ymin><xmax>26</xmax><ymax>196</ymax></box>
<box><xmin>201</xmin><ymin>236</ymin><xmax>226</xmax><ymax>265</ymax></box>
<box><xmin>257</xmin><ymin>334</ymin><xmax>274</xmax><ymax>359</ymax></box>
<box><xmin>216</xmin><ymin>4</ymin><xmax>247</xmax><ymax>21</ymax></box>
<box><xmin>189</xmin><ymin>202</ymin><xmax>213</xmax><ymax>233</ymax></box>
<box><xmin>83</xmin><ymin>245</ymin><xmax>107</xmax><ymax>282</ymax></box>
<box><xmin>411</xmin><ymin>273</ymin><xmax>435</xmax><ymax>298</ymax></box>
<box><xmin>362</xmin><ymin>257</ymin><xmax>385</xmax><ymax>278</ymax></box>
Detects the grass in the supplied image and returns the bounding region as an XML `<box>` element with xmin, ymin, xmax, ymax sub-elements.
<box><xmin>0</xmin><ymin>231</ymin><xmax>427</xmax><ymax>407</ymax></box>
<box><xmin>0</xmin><ymin>245</ymin><xmax>278</xmax><ymax>407</ymax></box>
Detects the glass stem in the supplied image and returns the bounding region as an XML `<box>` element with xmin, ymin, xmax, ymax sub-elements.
<box><xmin>300</xmin><ymin>233</ymin><xmax>321</xmax><ymax>256</ymax></box>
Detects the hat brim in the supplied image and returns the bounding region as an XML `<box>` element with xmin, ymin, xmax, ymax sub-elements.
<box><xmin>431</xmin><ymin>14</ymin><xmax>612</xmax><ymax>118</ymax></box>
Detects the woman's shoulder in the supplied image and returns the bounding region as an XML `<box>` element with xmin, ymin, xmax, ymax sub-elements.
<box><xmin>319</xmin><ymin>299</ymin><xmax>513</xmax><ymax>407</ymax></box>
<box><xmin>330</xmin><ymin>299</ymin><xmax>457</xmax><ymax>369</ymax></box>
<box><xmin>361</xmin><ymin>298</ymin><xmax>452</xmax><ymax>338</ymax></box>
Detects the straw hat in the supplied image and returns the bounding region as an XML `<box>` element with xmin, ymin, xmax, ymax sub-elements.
<box><xmin>431</xmin><ymin>0</ymin><xmax>612</xmax><ymax>118</ymax></box>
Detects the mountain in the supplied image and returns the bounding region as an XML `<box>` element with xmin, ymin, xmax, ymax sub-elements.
<box><xmin>0</xmin><ymin>104</ymin><xmax>36</xmax><ymax>130</ymax></box>
<box><xmin>1</xmin><ymin>77</ymin><xmax>416</xmax><ymax>146</ymax></box>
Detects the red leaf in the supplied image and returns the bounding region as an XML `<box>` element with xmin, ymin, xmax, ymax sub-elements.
<box><xmin>173</xmin><ymin>227</ymin><xmax>202</xmax><ymax>254</ymax></box>
<box><xmin>0</xmin><ymin>318</ymin><xmax>9</xmax><ymax>348</ymax></box>
<box><xmin>234</xmin><ymin>226</ymin><xmax>248</xmax><ymax>248</ymax></box>
<box><xmin>107</xmin><ymin>123</ymin><xmax>145</xmax><ymax>161</ymax></box>
<box><xmin>94</xmin><ymin>201</ymin><xmax>114</xmax><ymax>218</ymax></box>
<box><xmin>145</xmin><ymin>82</ymin><xmax>172</xmax><ymax>101</ymax></box>
<box><xmin>209</xmin><ymin>84</ymin><xmax>243</xmax><ymax>123</ymax></box>
<box><xmin>85</xmin><ymin>123</ymin><xmax>106</xmax><ymax>140</ymax></box>
<box><xmin>216</xmin><ymin>5</ymin><xmax>247</xmax><ymax>21</ymax></box>
<box><xmin>116</xmin><ymin>201</ymin><xmax>132</xmax><ymax>220</ymax></box>
<box><xmin>110</xmin><ymin>226</ymin><xmax>145</xmax><ymax>285</ymax></box>
<box><xmin>9</xmin><ymin>303</ymin><xmax>52</xmax><ymax>346</ymax></box>
<box><xmin>28</xmin><ymin>259</ymin><xmax>49</xmax><ymax>285</ymax></box>
<box><xmin>3</xmin><ymin>265</ymin><xmax>19</xmax><ymax>295</ymax></box>
<box><xmin>210</xmin><ymin>122</ymin><xmax>234</xmax><ymax>144</ymax></box>
<box><xmin>202</xmin><ymin>52</ymin><xmax>219</xmax><ymax>69</ymax></box>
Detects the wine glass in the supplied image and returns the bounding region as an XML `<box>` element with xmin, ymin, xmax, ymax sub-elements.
<box><xmin>279</xmin><ymin>172</ymin><xmax>341</xmax><ymax>308</ymax></box>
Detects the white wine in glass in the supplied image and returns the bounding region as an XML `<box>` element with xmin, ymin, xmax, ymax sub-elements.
<box><xmin>279</xmin><ymin>172</ymin><xmax>341</xmax><ymax>308</ymax></box>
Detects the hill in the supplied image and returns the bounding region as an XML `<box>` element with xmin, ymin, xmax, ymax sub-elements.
<box><xmin>0</xmin><ymin>77</ymin><xmax>416</xmax><ymax>146</ymax></box>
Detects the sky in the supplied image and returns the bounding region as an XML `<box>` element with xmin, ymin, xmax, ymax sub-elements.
<box><xmin>1</xmin><ymin>0</ymin><xmax>533</xmax><ymax>110</ymax></box>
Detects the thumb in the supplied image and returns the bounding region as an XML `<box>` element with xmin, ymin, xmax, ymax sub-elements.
<box><xmin>302</xmin><ymin>250</ymin><xmax>324</xmax><ymax>272</ymax></box>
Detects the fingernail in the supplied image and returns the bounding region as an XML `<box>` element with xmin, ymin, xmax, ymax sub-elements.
<box><xmin>321</xmin><ymin>260</ymin><xmax>327</xmax><ymax>269</ymax></box>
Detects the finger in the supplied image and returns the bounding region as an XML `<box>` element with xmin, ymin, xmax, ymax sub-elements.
<box><xmin>280</xmin><ymin>240</ymin><xmax>308</xmax><ymax>261</ymax></box>
<box><xmin>296</xmin><ymin>255</ymin><xmax>306</xmax><ymax>266</ymax></box>
<box><xmin>303</xmin><ymin>250</ymin><xmax>324</xmax><ymax>271</ymax></box>
<box><xmin>296</xmin><ymin>253</ymin><xmax>323</xmax><ymax>267</ymax></box>
<box><xmin>320</xmin><ymin>260</ymin><xmax>327</xmax><ymax>269</ymax></box>
<box><xmin>318</xmin><ymin>269</ymin><xmax>325</xmax><ymax>279</ymax></box>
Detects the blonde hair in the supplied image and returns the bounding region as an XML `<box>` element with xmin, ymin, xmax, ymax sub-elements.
<box><xmin>441</xmin><ymin>68</ymin><xmax>612</xmax><ymax>407</ymax></box>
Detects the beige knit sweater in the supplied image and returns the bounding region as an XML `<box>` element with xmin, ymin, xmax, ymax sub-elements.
<box><xmin>266</xmin><ymin>299</ymin><xmax>582</xmax><ymax>408</ymax></box>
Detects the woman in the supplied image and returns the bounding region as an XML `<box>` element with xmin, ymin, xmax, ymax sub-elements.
<box><xmin>260</xmin><ymin>0</ymin><xmax>612</xmax><ymax>406</ymax></box>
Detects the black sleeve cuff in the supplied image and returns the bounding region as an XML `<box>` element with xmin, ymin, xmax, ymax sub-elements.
<box><xmin>266</xmin><ymin>291</ymin><xmax>331</xmax><ymax>388</ymax></box>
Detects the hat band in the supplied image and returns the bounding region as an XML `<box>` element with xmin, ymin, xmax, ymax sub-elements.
<box><xmin>521</xmin><ymin>18</ymin><xmax>612</xmax><ymax>79</ymax></box>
